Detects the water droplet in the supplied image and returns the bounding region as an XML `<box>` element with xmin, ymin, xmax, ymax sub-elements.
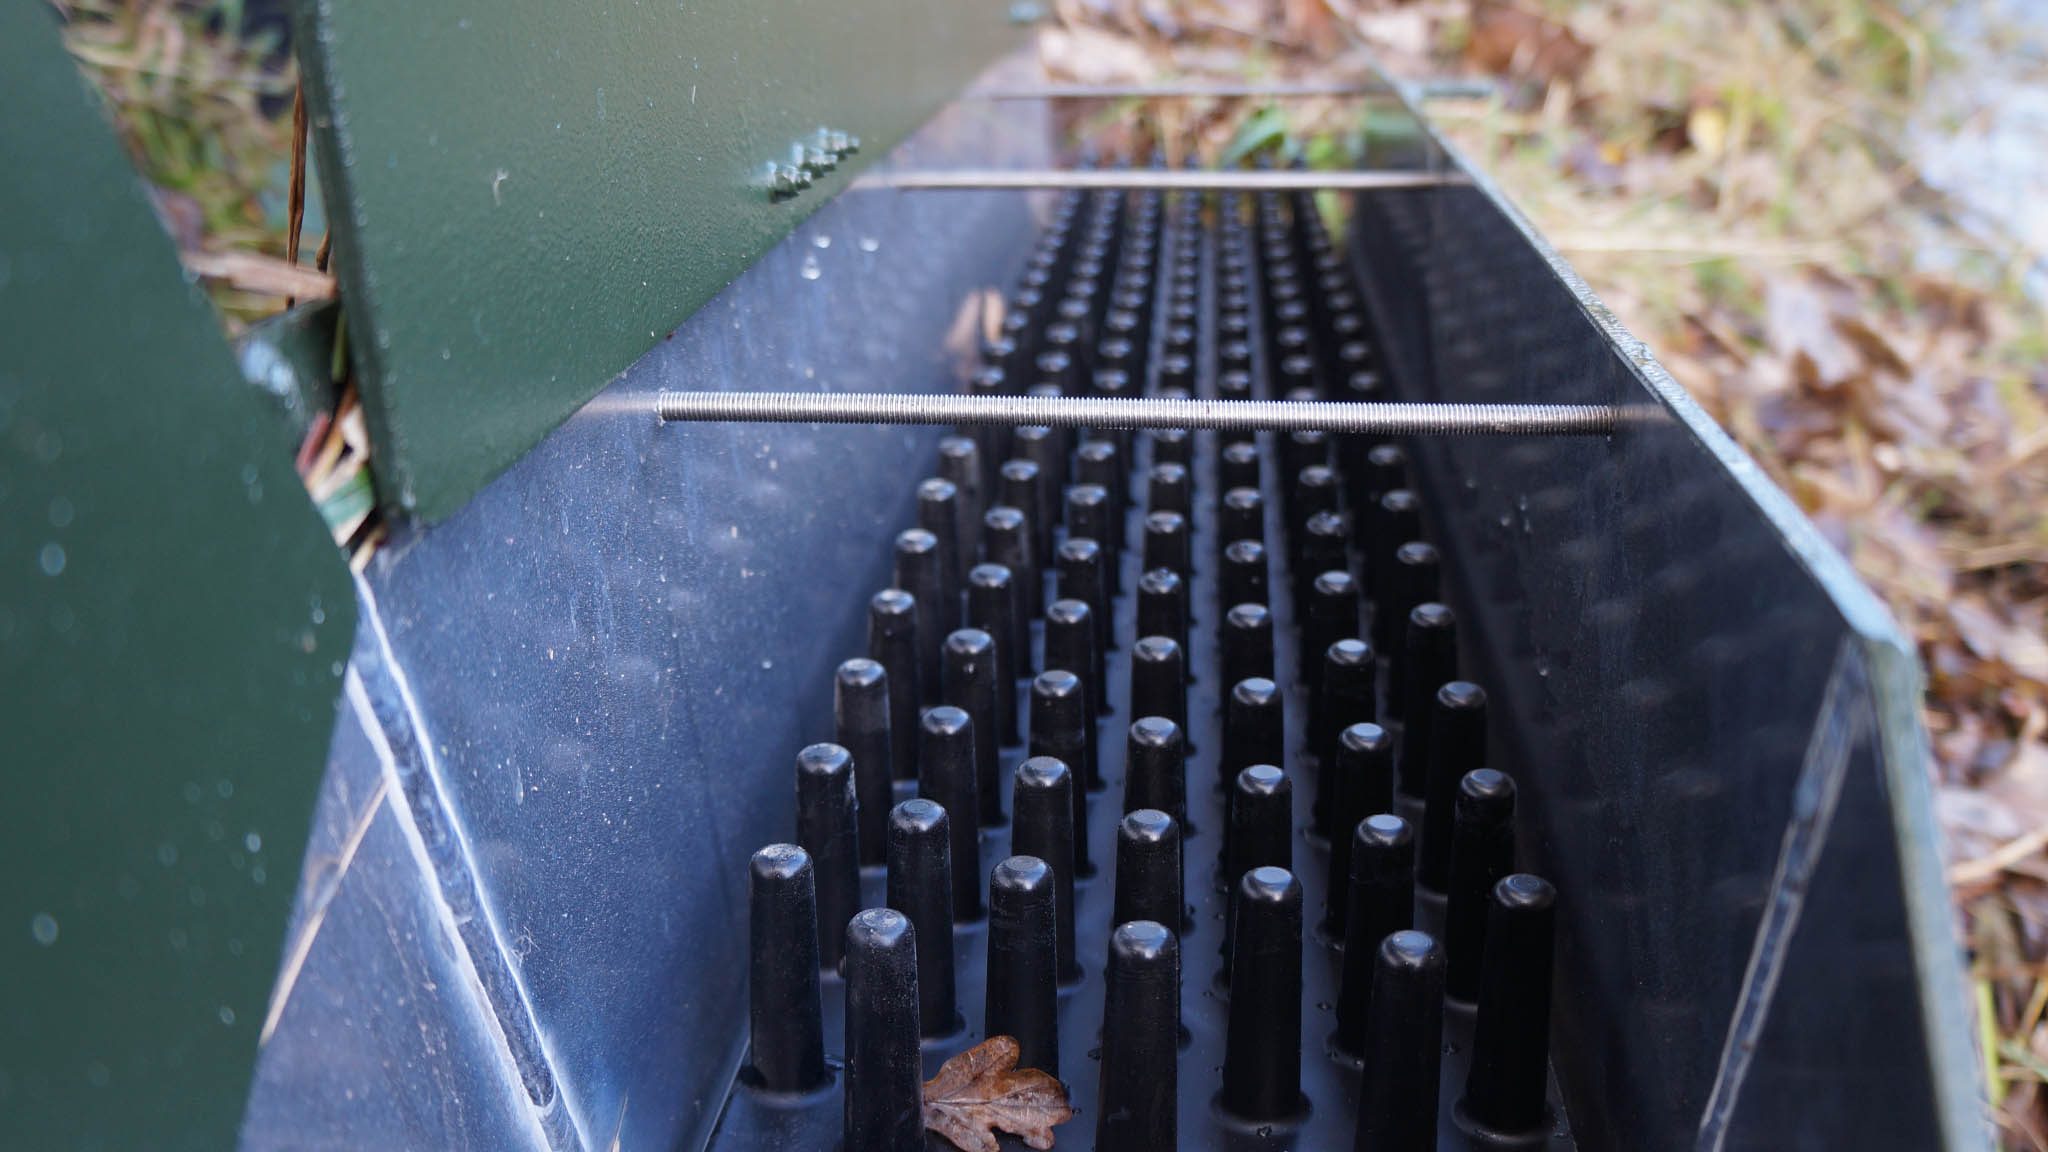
<box><xmin>245</xmin><ymin>832</ymin><xmax>262</xmax><ymax>853</ymax></box>
<box><xmin>47</xmin><ymin>497</ymin><xmax>74</xmax><ymax>528</ymax></box>
<box><xmin>29</xmin><ymin>913</ymin><xmax>58</xmax><ymax>945</ymax></box>
<box><xmin>217</xmin><ymin>778</ymin><xmax>234</xmax><ymax>798</ymax></box>
<box><xmin>811</xmin><ymin>234</ymin><xmax>831</xmax><ymax>249</ymax></box>
<box><xmin>157</xmin><ymin>842</ymin><xmax>179</xmax><ymax>867</ymax></box>
<box><xmin>218</xmin><ymin>1006</ymin><xmax>236</xmax><ymax>1026</ymax></box>
<box><xmin>800</xmin><ymin>255</ymin><xmax>822</xmax><ymax>281</ymax></box>
<box><xmin>38</xmin><ymin>542</ymin><xmax>65</xmax><ymax>576</ymax></box>
<box><xmin>858</xmin><ymin>236</ymin><xmax>879</xmax><ymax>252</ymax></box>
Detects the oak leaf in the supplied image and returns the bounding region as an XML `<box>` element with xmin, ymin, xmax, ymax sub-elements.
<box><xmin>922</xmin><ymin>1035</ymin><xmax>1073</xmax><ymax>1152</ymax></box>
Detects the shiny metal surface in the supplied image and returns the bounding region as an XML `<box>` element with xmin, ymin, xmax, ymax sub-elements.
<box><xmin>249</xmin><ymin>59</ymin><xmax>1975</xmax><ymax>1152</ymax></box>
<box><xmin>654</xmin><ymin>390</ymin><xmax>1617</xmax><ymax>435</ymax></box>
<box><xmin>1350</xmin><ymin>108</ymin><xmax>1979</xmax><ymax>1149</ymax></box>
<box><xmin>244</xmin><ymin>91</ymin><xmax>1052</xmax><ymax>1152</ymax></box>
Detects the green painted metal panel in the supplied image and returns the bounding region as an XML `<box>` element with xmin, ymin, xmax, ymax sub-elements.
<box><xmin>292</xmin><ymin>0</ymin><xmax>1021</xmax><ymax>520</ymax></box>
<box><xmin>0</xmin><ymin>9</ymin><xmax>357</xmax><ymax>1148</ymax></box>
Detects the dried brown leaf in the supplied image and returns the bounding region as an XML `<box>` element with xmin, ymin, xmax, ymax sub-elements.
<box><xmin>922</xmin><ymin>1035</ymin><xmax>1073</xmax><ymax>1152</ymax></box>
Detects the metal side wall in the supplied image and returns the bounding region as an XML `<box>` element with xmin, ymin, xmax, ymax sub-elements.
<box><xmin>0</xmin><ymin>8</ymin><xmax>356</xmax><ymax>1149</ymax></box>
<box><xmin>292</xmin><ymin>0</ymin><xmax>1020</xmax><ymax>521</ymax></box>
<box><xmin>1349</xmin><ymin>118</ymin><xmax>1982</xmax><ymax>1150</ymax></box>
<box><xmin>242</xmin><ymin>94</ymin><xmax>1051</xmax><ymax>1152</ymax></box>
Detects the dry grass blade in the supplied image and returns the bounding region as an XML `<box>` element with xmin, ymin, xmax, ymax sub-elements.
<box><xmin>180</xmin><ymin>249</ymin><xmax>335</xmax><ymax>300</ymax></box>
<box><xmin>922</xmin><ymin>1035</ymin><xmax>1073</xmax><ymax>1152</ymax></box>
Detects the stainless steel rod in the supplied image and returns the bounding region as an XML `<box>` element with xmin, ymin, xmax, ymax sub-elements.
<box><xmin>965</xmin><ymin>80</ymin><xmax>1393</xmax><ymax>100</ymax></box>
<box><xmin>654</xmin><ymin>392</ymin><xmax>1615</xmax><ymax>437</ymax></box>
<box><xmin>868</xmin><ymin>169</ymin><xmax>1463</xmax><ymax>192</ymax></box>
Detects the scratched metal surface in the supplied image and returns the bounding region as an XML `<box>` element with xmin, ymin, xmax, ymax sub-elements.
<box><xmin>243</xmin><ymin>90</ymin><xmax>1053</xmax><ymax>1152</ymax></box>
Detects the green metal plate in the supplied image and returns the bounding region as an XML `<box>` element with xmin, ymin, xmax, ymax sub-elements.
<box><xmin>293</xmin><ymin>0</ymin><xmax>1020</xmax><ymax>520</ymax></box>
<box><xmin>0</xmin><ymin>9</ymin><xmax>356</xmax><ymax>1148</ymax></box>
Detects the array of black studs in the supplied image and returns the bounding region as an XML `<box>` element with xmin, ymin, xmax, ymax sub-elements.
<box><xmin>720</xmin><ymin>178</ymin><xmax>1575</xmax><ymax>1152</ymax></box>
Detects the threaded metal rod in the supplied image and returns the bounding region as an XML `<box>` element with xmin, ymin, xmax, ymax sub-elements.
<box><xmin>654</xmin><ymin>392</ymin><xmax>1615</xmax><ymax>437</ymax></box>
<box><xmin>870</xmin><ymin>169</ymin><xmax>1465</xmax><ymax>192</ymax></box>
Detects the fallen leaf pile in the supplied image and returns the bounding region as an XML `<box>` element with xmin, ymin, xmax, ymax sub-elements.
<box><xmin>922</xmin><ymin>1036</ymin><xmax>1073</xmax><ymax>1152</ymax></box>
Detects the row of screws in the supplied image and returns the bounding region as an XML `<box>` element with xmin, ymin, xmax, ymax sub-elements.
<box><xmin>764</xmin><ymin>127</ymin><xmax>862</xmax><ymax>200</ymax></box>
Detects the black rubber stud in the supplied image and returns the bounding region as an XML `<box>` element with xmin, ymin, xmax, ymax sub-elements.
<box><xmin>1459</xmin><ymin>874</ymin><xmax>1558</xmax><ymax>1141</ymax></box>
<box><xmin>1221</xmin><ymin>603</ymin><xmax>1276</xmax><ymax>698</ymax></box>
<box><xmin>1296</xmin><ymin>511</ymin><xmax>1350</xmax><ymax>609</ymax></box>
<box><xmin>1142</xmin><ymin>511</ymin><xmax>1192</xmax><ymax>580</ymax></box>
<box><xmin>1137</xmin><ymin>568</ymin><xmax>1189</xmax><ymax>666</ymax></box>
<box><xmin>1114</xmin><ymin>809</ymin><xmax>1184</xmax><ymax>933</ymax></box>
<box><xmin>914</xmin><ymin>478</ymin><xmax>964</xmax><ymax>633</ymax></box>
<box><xmin>894</xmin><ymin>529</ymin><xmax>947</xmax><ymax>706</ymax></box>
<box><xmin>940</xmin><ymin>629</ymin><xmax>1004</xmax><ymax>827</ymax></box>
<box><xmin>1353</xmin><ymin>929</ymin><xmax>1444</xmax><ymax>1152</ymax></box>
<box><xmin>1148</xmin><ymin>462</ymin><xmax>1192</xmax><ymax>517</ymax></box>
<box><xmin>1363</xmin><ymin>444</ymin><xmax>1408</xmax><ymax>517</ymax></box>
<box><xmin>834</xmin><ymin>658</ymin><xmax>893</xmax><ymax>868</ymax></box>
<box><xmin>1124</xmin><ymin>716</ymin><xmax>1186</xmax><ymax>828</ymax></box>
<box><xmin>844</xmin><ymin>908</ymin><xmax>923</xmax><ymax>1152</ymax></box>
<box><xmin>1012</xmin><ymin>757</ymin><xmax>1082</xmax><ymax>985</ymax></box>
<box><xmin>885</xmin><ymin>799</ymin><xmax>959</xmax><ymax>1038</ymax></box>
<box><xmin>1056</xmin><ymin>537</ymin><xmax>1114</xmax><ymax>678</ymax></box>
<box><xmin>1096</xmin><ymin>920</ymin><xmax>1181</xmax><ymax>1152</ymax></box>
<box><xmin>1221</xmin><ymin>440</ymin><xmax>1262</xmax><ymax>493</ymax></box>
<box><xmin>987</xmin><ymin>855</ymin><xmax>1062</xmax><ymax>1076</ymax></box>
<box><xmin>966</xmin><ymin>564</ymin><xmax>1027</xmax><ymax>739</ymax></box>
<box><xmin>936</xmin><ymin>438</ymin><xmax>983</xmax><ymax>574</ymax></box>
<box><xmin>746</xmin><ymin>844</ymin><xmax>826</xmax><ymax>1093</ymax></box>
<box><xmin>868</xmin><ymin>590</ymin><xmax>920</xmax><ymax>782</ymax></box>
<box><xmin>997</xmin><ymin>463</ymin><xmax>1050</xmax><ymax>607</ymax></box>
<box><xmin>1220</xmin><ymin>539</ymin><xmax>1270</xmax><ymax>612</ymax></box>
<box><xmin>1221</xmin><ymin>867</ymin><xmax>1306</xmax><ymax>1122</ymax></box>
<box><xmin>1301</xmin><ymin>570</ymin><xmax>1361</xmax><ymax>697</ymax></box>
<box><xmin>917</xmin><ymin>707</ymin><xmax>983</xmax><ymax>922</ymax></box>
<box><xmin>1065</xmin><ymin>484</ymin><xmax>1121</xmax><ymax>599</ymax></box>
<box><xmin>1420</xmin><ymin>681</ymin><xmax>1490</xmax><ymax>894</ymax></box>
<box><xmin>1375</xmin><ymin>540</ymin><xmax>1440</xmax><ymax>657</ymax></box>
<box><xmin>1130</xmin><ymin>636</ymin><xmax>1187</xmax><ymax>739</ymax></box>
<box><xmin>1030</xmin><ymin>671</ymin><xmax>1095</xmax><ymax>877</ymax></box>
<box><xmin>1312</xmin><ymin>639</ymin><xmax>1377</xmax><ymax>837</ymax></box>
<box><xmin>1395</xmin><ymin>604</ymin><xmax>1458</xmax><ymax>793</ymax></box>
<box><xmin>1293</xmin><ymin>465</ymin><xmax>1342</xmax><ymax>554</ymax></box>
<box><xmin>1015</xmin><ymin>426</ymin><xmax>1068</xmax><ymax>546</ymax></box>
<box><xmin>1369</xmin><ymin>489</ymin><xmax>1423</xmax><ymax>614</ymax></box>
<box><xmin>795</xmin><ymin>743</ymin><xmax>861</xmax><ymax>972</ymax></box>
<box><xmin>1222</xmin><ymin>678</ymin><xmax>1283</xmax><ymax>791</ymax></box>
<box><xmin>1076</xmin><ymin>440</ymin><xmax>1126</xmax><ymax>554</ymax></box>
<box><xmin>981</xmin><ymin>508</ymin><xmax>1039</xmax><ymax>648</ymax></box>
<box><xmin>1045</xmin><ymin>598</ymin><xmax>1103</xmax><ymax>749</ymax></box>
<box><xmin>1334</xmin><ymin>815</ymin><xmax>1416</xmax><ymax>1058</ymax></box>
<box><xmin>1445</xmin><ymin>769</ymin><xmax>1517</xmax><ymax>1004</ymax></box>
<box><xmin>1226</xmin><ymin>765</ymin><xmax>1293</xmax><ymax>891</ymax></box>
<box><xmin>1327</xmin><ymin>721</ymin><xmax>1392</xmax><ymax>938</ymax></box>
